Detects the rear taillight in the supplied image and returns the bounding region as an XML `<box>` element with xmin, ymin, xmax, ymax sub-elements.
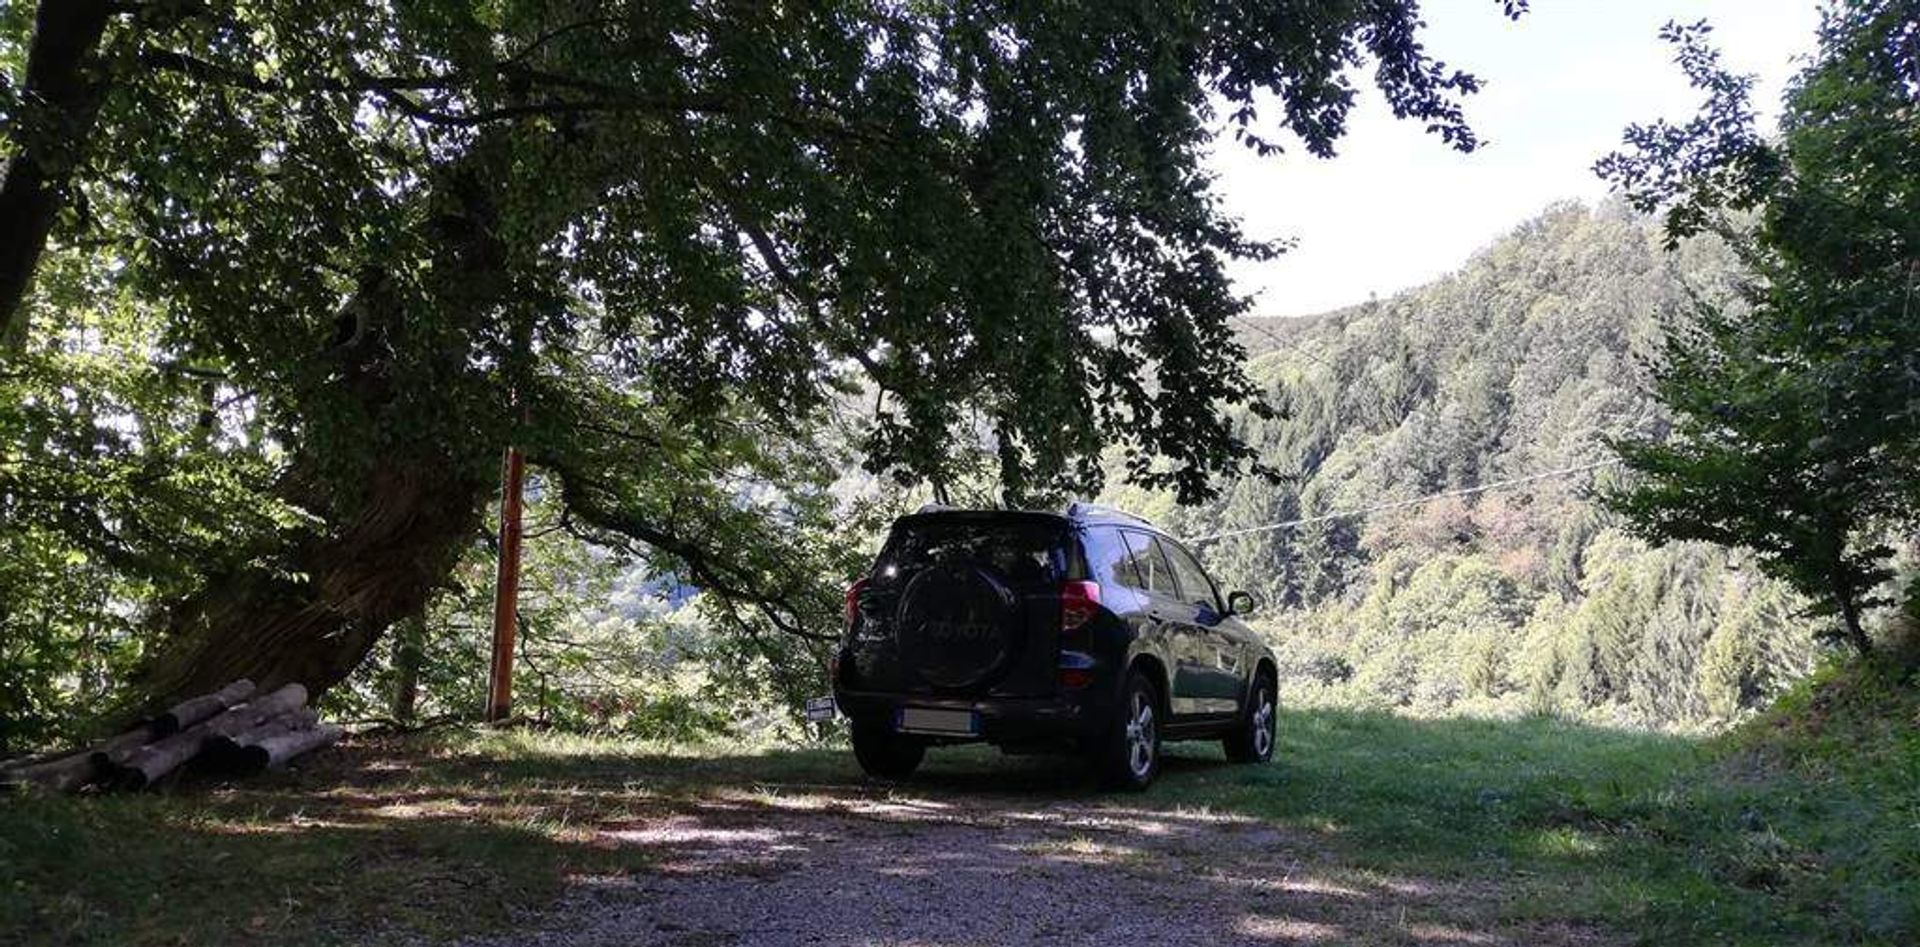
<box><xmin>1060</xmin><ymin>580</ymin><xmax>1101</xmax><ymax>631</ymax></box>
<box><xmin>1057</xmin><ymin>581</ymin><xmax>1101</xmax><ymax>689</ymax></box>
<box><xmin>844</xmin><ymin>577</ymin><xmax>869</xmax><ymax>628</ymax></box>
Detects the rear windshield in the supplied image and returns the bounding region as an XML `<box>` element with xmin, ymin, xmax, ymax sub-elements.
<box><xmin>873</xmin><ymin>519</ymin><xmax>1066</xmax><ymax>589</ymax></box>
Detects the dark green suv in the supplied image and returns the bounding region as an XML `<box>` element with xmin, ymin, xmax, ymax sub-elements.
<box><xmin>829</xmin><ymin>503</ymin><xmax>1276</xmax><ymax>790</ymax></box>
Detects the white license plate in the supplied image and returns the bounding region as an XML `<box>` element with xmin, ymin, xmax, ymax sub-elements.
<box><xmin>804</xmin><ymin>696</ymin><xmax>837</xmax><ymax>722</ymax></box>
<box><xmin>897</xmin><ymin>707</ymin><xmax>978</xmax><ymax>735</ymax></box>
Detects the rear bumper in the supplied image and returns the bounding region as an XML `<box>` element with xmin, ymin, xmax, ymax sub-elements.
<box><xmin>832</xmin><ymin>687</ymin><xmax>1112</xmax><ymax>746</ymax></box>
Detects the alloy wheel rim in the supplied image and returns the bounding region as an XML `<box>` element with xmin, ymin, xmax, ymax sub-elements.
<box><xmin>1252</xmin><ymin>689</ymin><xmax>1274</xmax><ymax>758</ymax></box>
<box><xmin>1125</xmin><ymin>691</ymin><xmax>1155</xmax><ymax>778</ymax></box>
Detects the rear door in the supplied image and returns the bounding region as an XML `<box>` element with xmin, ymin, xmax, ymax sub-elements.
<box><xmin>1162</xmin><ymin>538</ymin><xmax>1243</xmax><ymax>714</ymax></box>
<box><xmin>847</xmin><ymin>513</ymin><xmax>1069</xmax><ymax>697</ymax></box>
<box><xmin>1080</xmin><ymin>523</ymin><xmax>1161</xmax><ymax>669</ymax></box>
<box><xmin>1117</xmin><ymin>530</ymin><xmax>1209</xmax><ymax>716</ymax></box>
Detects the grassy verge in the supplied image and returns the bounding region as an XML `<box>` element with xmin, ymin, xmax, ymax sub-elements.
<box><xmin>1156</xmin><ymin>661</ymin><xmax>1917</xmax><ymax>945</ymax></box>
<box><xmin>1</xmin><ymin>664</ymin><xmax>1913</xmax><ymax>946</ymax></box>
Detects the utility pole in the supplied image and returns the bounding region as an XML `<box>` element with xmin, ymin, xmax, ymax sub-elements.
<box><xmin>485</xmin><ymin>446</ymin><xmax>526</xmax><ymax>723</ymax></box>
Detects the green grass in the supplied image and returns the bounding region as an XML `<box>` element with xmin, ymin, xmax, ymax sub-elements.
<box><xmin>1</xmin><ymin>664</ymin><xmax>1913</xmax><ymax>946</ymax></box>
<box><xmin>1168</xmin><ymin>659</ymin><xmax>1915</xmax><ymax>945</ymax></box>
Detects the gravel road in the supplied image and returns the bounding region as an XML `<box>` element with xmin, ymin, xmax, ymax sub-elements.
<box><xmin>457</xmin><ymin>759</ymin><xmax>1613</xmax><ymax>947</ymax></box>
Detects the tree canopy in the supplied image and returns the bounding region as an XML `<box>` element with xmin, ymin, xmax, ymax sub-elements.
<box><xmin>0</xmin><ymin>0</ymin><xmax>1524</xmax><ymax>743</ymax></box>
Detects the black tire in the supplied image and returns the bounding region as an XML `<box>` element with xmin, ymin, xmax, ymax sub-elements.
<box><xmin>1098</xmin><ymin>669</ymin><xmax>1163</xmax><ymax>791</ymax></box>
<box><xmin>851</xmin><ymin>722</ymin><xmax>924</xmax><ymax>780</ymax></box>
<box><xmin>1224</xmin><ymin>671</ymin><xmax>1277</xmax><ymax>764</ymax></box>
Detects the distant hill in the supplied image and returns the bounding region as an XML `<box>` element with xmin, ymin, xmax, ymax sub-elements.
<box><xmin>1102</xmin><ymin>202</ymin><xmax>1818</xmax><ymax>729</ymax></box>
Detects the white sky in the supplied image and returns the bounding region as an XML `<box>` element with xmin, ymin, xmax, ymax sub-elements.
<box><xmin>1211</xmin><ymin>0</ymin><xmax>1822</xmax><ymax>317</ymax></box>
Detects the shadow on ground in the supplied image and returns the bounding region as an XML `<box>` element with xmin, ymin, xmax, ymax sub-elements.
<box><xmin>0</xmin><ymin>708</ymin><xmax>1711</xmax><ymax>947</ymax></box>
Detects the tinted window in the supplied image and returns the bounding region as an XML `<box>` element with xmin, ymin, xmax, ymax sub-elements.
<box><xmin>1082</xmin><ymin>526</ymin><xmax>1141</xmax><ymax>589</ymax></box>
<box><xmin>1162</xmin><ymin>540</ymin><xmax>1220</xmax><ymax>612</ymax></box>
<box><xmin>874</xmin><ymin>519</ymin><xmax>1063</xmax><ymax>589</ymax></box>
<box><xmin>1118</xmin><ymin>531</ymin><xmax>1179</xmax><ymax>597</ymax></box>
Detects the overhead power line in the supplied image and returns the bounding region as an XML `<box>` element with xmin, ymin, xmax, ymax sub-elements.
<box><xmin>1184</xmin><ymin>458</ymin><xmax>1622</xmax><ymax>546</ymax></box>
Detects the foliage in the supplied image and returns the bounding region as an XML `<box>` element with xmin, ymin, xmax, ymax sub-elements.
<box><xmin>0</xmin><ymin>0</ymin><xmax>1526</xmax><ymax>740</ymax></box>
<box><xmin>1595</xmin><ymin>4</ymin><xmax>1920</xmax><ymax>655</ymax></box>
<box><xmin>0</xmin><ymin>244</ymin><xmax>294</xmax><ymax>748</ymax></box>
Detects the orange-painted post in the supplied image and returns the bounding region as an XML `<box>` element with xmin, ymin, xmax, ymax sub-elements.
<box><xmin>485</xmin><ymin>446</ymin><xmax>526</xmax><ymax>722</ymax></box>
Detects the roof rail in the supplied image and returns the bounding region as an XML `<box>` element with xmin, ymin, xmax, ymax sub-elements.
<box><xmin>914</xmin><ymin>502</ymin><xmax>958</xmax><ymax>514</ymax></box>
<box><xmin>1065</xmin><ymin>501</ymin><xmax>1155</xmax><ymax>527</ymax></box>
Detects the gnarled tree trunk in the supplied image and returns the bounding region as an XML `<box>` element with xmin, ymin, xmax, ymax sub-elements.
<box><xmin>132</xmin><ymin>147</ymin><xmax>514</xmax><ymax>707</ymax></box>
<box><xmin>135</xmin><ymin>457</ymin><xmax>491</xmax><ymax>702</ymax></box>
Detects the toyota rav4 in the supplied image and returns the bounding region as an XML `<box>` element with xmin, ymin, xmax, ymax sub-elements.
<box><xmin>828</xmin><ymin>503</ymin><xmax>1277</xmax><ymax>790</ymax></box>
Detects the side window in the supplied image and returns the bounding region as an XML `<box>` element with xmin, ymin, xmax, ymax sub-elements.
<box><xmin>1118</xmin><ymin>530</ymin><xmax>1179</xmax><ymax>598</ymax></box>
<box><xmin>1082</xmin><ymin>527</ymin><xmax>1143</xmax><ymax>590</ymax></box>
<box><xmin>1163</xmin><ymin>540</ymin><xmax>1220</xmax><ymax>612</ymax></box>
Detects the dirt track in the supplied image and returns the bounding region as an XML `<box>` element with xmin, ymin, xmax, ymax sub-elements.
<box><xmin>458</xmin><ymin>758</ymin><xmax>1612</xmax><ymax>947</ymax></box>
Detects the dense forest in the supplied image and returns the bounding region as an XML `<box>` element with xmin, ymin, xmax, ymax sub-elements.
<box><xmin>1116</xmin><ymin>203</ymin><xmax>1841</xmax><ymax>729</ymax></box>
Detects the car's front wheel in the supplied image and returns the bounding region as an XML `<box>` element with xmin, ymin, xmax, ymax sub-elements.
<box><xmin>1098</xmin><ymin>669</ymin><xmax>1162</xmax><ymax>790</ymax></box>
<box><xmin>851</xmin><ymin>722</ymin><xmax>924</xmax><ymax>780</ymax></box>
<box><xmin>1224</xmin><ymin>673</ymin><xmax>1276</xmax><ymax>764</ymax></box>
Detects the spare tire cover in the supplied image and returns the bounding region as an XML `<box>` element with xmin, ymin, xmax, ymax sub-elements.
<box><xmin>895</xmin><ymin>563</ymin><xmax>1020</xmax><ymax>690</ymax></box>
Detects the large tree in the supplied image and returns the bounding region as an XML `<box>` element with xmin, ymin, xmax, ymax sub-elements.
<box><xmin>1597</xmin><ymin>4</ymin><xmax>1920</xmax><ymax>655</ymax></box>
<box><xmin>1</xmin><ymin>0</ymin><xmax>1524</xmax><ymax>714</ymax></box>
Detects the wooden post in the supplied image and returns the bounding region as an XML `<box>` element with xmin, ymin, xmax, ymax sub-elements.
<box><xmin>485</xmin><ymin>446</ymin><xmax>526</xmax><ymax>723</ymax></box>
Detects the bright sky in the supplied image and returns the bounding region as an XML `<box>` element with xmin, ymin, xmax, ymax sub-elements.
<box><xmin>1212</xmin><ymin>0</ymin><xmax>1822</xmax><ymax>317</ymax></box>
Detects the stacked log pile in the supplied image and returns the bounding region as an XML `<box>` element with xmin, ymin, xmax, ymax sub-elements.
<box><xmin>0</xmin><ymin>680</ymin><xmax>344</xmax><ymax>793</ymax></box>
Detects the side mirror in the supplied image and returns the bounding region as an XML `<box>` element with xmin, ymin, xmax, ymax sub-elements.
<box><xmin>1226</xmin><ymin>590</ymin><xmax>1257</xmax><ymax>617</ymax></box>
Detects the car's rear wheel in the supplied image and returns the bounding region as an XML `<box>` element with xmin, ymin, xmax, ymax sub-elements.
<box><xmin>851</xmin><ymin>722</ymin><xmax>924</xmax><ymax>780</ymax></box>
<box><xmin>1224</xmin><ymin>672</ymin><xmax>1276</xmax><ymax>764</ymax></box>
<box><xmin>1098</xmin><ymin>669</ymin><xmax>1162</xmax><ymax>790</ymax></box>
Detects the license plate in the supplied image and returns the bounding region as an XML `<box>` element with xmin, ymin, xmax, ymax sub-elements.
<box><xmin>896</xmin><ymin>707</ymin><xmax>978</xmax><ymax>735</ymax></box>
<box><xmin>804</xmin><ymin>696</ymin><xmax>837</xmax><ymax>722</ymax></box>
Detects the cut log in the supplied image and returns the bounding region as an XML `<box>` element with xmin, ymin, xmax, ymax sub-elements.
<box><xmin>111</xmin><ymin>683</ymin><xmax>308</xmax><ymax>789</ymax></box>
<box><xmin>82</xmin><ymin>721</ymin><xmax>188</xmax><ymax>776</ymax></box>
<box><xmin>2</xmin><ymin>747</ymin><xmax>68</xmax><ymax>773</ymax></box>
<box><xmin>2</xmin><ymin>749</ymin><xmax>101</xmax><ymax>793</ymax></box>
<box><xmin>147</xmin><ymin>679</ymin><xmax>257</xmax><ymax>736</ymax></box>
<box><xmin>202</xmin><ymin>708</ymin><xmax>319</xmax><ymax>772</ymax></box>
<box><xmin>248</xmin><ymin>724</ymin><xmax>344</xmax><ymax>771</ymax></box>
<box><xmin>5</xmin><ymin>717</ymin><xmax>159</xmax><ymax>778</ymax></box>
<box><xmin>92</xmin><ymin>724</ymin><xmax>165</xmax><ymax>759</ymax></box>
<box><xmin>5</xmin><ymin>718</ymin><xmax>172</xmax><ymax>792</ymax></box>
<box><xmin>234</xmin><ymin>707</ymin><xmax>319</xmax><ymax>745</ymax></box>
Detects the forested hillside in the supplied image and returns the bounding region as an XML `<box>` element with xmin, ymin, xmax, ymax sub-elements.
<box><xmin>1106</xmin><ymin>202</ymin><xmax>1829</xmax><ymax>729</ymax></box>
